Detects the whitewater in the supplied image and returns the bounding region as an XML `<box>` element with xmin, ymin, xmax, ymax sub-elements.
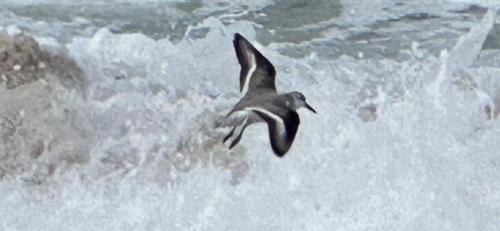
<box><xmin>0</xmin><ymin>0</ymin><xmax>499</xmax><ymax>230</ymax></box>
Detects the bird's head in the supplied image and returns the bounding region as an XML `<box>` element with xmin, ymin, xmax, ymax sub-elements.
<box><xmin>288</xmin><ymin>92</ymin><xmax>316</xmax><ymax>113</ymax></box>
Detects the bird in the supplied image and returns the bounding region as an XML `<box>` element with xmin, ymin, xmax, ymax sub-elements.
<box><xmin>220</xmin><ymin>33</ymin><xmax>316</xmax><ymax>157</ymax></box>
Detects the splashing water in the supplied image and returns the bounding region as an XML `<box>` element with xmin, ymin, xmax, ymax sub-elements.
<box><xmin>0</xmin><ymin>0</ymin><xmax>499</xmax><ymax>230</ymax></box>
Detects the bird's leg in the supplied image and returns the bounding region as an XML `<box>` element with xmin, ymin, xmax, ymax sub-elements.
<box><xmin>222</xmin><ymin>126</ymin><xmax>236</xmax><ymax>143</ymax></box>
<box><xmin>222</xmin><ymin>116</ymin><xmax>249</xmax><ymax>147</ymax></box>
<box><xmin>229</xmin><ymin>122</ymin><xmax>250</xmax><ymax>149</ymax></box>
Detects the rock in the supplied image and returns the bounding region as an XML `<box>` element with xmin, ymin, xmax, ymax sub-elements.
<box><xmin>0</xmin><ymin>32</ymin><xmax>87</xmax><ymax>92</ymax></box>
<box><xmin>0</xmin><ymin>33</ymin><xmax>46</xmax><ymax>88</ymax></box>
<box><xmin>0</xmin><ymin>31</ymin><xmax>91</xmax><ymax>183</ymax></box>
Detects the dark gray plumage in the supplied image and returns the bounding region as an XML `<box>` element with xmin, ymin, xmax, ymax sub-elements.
<box><xmin>221</xmin><ymin>33</ymin><xmax>316</xmax><ymax>157</ymax></box>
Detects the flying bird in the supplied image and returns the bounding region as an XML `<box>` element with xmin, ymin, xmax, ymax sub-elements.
<box><xmin>221</xmin><ymin>33</ymin><xmax>316</xmax><ymax>157</ymax></box>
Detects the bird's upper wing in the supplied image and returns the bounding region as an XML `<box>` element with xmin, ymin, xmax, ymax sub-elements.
<box><xmin>249</xmin><ymin>107</ymin><xmax>300</xmax><ymax>157</ymax></box>
<box><xmin>233</xmin><ymin>33</ymin><xmax>277</xmax><ymax>94</ymax></box>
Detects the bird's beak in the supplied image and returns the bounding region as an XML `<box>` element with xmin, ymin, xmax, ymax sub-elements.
<box><xmin>305</xmin><ymin>102</ymin><xmax>317</xmax><ymax>113</ymax></box>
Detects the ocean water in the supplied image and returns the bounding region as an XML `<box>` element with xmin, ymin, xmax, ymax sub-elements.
<box><xmin>0</xmin><ymin>0</ymin><xmax>499</xmax><ymax>230</ymax></box>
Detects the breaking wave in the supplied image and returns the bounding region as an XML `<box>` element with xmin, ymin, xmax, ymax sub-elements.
<box><xmin>0</xmin><ymin>1</ymin><xmax>499</xmax><ymax>230</ymax></box>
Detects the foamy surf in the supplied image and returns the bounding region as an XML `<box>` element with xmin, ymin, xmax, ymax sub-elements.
<box><xmin>1</xmin><ymin>1</ymin><xmax>499</xmax><ymax>230</ymax></box>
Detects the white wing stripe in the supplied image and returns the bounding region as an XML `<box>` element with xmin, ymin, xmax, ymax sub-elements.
<box><xmin>246</xmin><ymin>107</ymin><xmax>285</xmax><ymax>137</ymax></box>
<box><xmin>242</xmin><ymin>53</ymin><xmax>256</xmax><ymax>94</ymax></box>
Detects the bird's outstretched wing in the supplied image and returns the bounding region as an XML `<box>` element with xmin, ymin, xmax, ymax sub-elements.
<box><xmin>233</xmin><ymin>33</ymin><xmax>276</xmax><ymax>94</ymax></box>
<box><xmin>248</xmin><ymin>107</ymin><xmax>300</xmax><ymax>157</ymax></box>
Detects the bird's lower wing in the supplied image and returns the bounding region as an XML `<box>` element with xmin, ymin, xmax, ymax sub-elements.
<box><xmin>247</xmin><ymin>107</ymin><xmax>300</xmax><ymax>157</ymax></box>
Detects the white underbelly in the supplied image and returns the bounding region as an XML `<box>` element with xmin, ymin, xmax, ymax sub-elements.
<box><xmin>219</xmin><ymin>109</ymin><xmax>263</xmax><ymax>127</ymax></box>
